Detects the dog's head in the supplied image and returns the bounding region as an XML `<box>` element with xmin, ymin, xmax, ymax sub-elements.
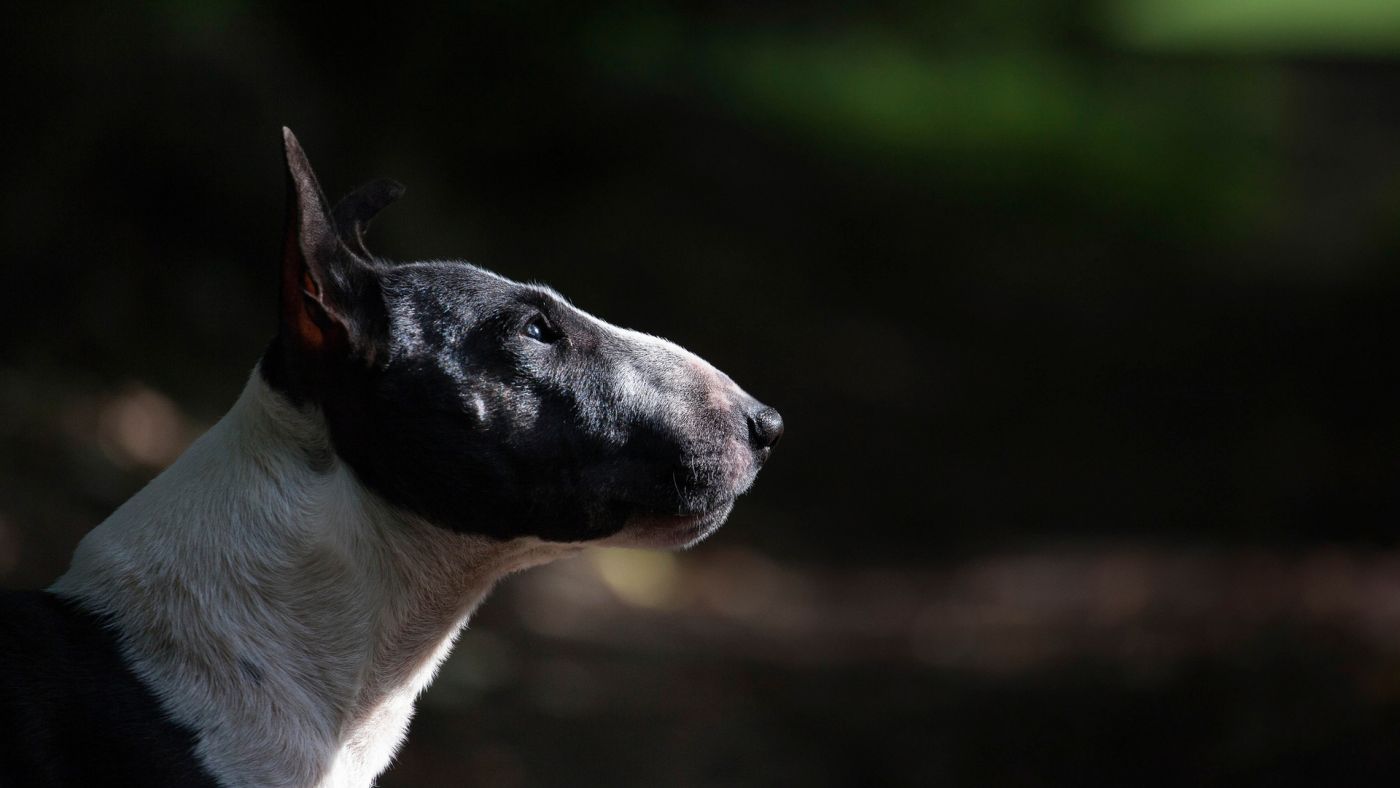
<box><xmin>261</xmin><ymin>129</ymin><xmax>781</xmax><ymax>549</ymax></box>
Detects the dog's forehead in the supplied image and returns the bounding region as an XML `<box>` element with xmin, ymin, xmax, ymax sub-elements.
<box><xmin>380</xmin><ymin>260</ymin><xmax>573</xmax><ymax>348</ymax></box>
<box><xmin>386</xmin><ymin>260</ymin><xmax>541</xmax><ymax>304</ymax></box>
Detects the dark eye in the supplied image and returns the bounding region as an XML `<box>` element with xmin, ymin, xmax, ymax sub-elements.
<box><xmin>522</xmin><ymin>314</ymin><xmax>560</xmax><ymax>343</ymax></box>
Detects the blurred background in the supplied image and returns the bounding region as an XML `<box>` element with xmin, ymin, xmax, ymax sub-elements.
<box><xmin>4</xmin><ymin>2</ymin><xmax>1400</xmax><ymax>785</ymax></box>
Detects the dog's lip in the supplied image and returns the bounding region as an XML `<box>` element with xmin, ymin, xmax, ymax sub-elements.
<box><xmin>633</xmin><ymin>510</ymin><xmax>708</xmax><ymax>528</ymax></box>
<box><xmin>622</xmin><ymin>506</ymin><xmax>713</xmax><ymax>530</ymax></box>
<box><xmin>612</xmin><ymin>495</ymin><xmax>717</xmax><ymax>521</ymax></box>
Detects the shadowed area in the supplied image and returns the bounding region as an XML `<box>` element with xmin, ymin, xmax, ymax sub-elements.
<box><xmin>4</xmin><ymin>3</ymin><xmax>1400</xmax><ymax>786</ymax></box>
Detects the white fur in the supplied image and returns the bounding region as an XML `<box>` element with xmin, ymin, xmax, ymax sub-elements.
<box><xmin>51</xmin><ymin>373</ymin><xmax>581</xmax><ymax>787</ymax></box>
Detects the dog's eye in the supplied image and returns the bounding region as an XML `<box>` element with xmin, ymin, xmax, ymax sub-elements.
<box><xmin>522</xmin><ymin>314</ymin><xmax>560</xmax><ymax>344</ymax></box>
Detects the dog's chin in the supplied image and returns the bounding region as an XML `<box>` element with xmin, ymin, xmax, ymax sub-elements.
<box><xmin>600</xmin><ymin>499</ymin><xmax>736</xmax><ymax>550</ymax></box>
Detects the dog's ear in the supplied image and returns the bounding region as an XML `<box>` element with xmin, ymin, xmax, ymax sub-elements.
<box><xmin>333</xmin><ymin>178</ymin><xmax>404</xmax><ymax>260</ymax></box>
<box><xmin>279</xmin><ymin>128</ymin><xmax>385</xmax><ymax>370</ymax></box>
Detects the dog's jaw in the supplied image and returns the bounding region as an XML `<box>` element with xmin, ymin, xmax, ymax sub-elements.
<box><xmin>51</xmin><ymin>373</ymin><xmax>581</xmax><ymax>788</ymax></box>
<box><xmin>604</xmin><ymin>499</ymin><xmax>738</xmax><ymax>550</ymax></box>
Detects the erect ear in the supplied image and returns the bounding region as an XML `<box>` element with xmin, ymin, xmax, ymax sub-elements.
<box><xmin>279</xmin><ymin>128</ymin><xmax>383</xmax><ymax>364</ymax></box>
<box><xmin>332</xmin><ymin>178</ymin><xmax>404</xmax><ymax>260</ymax></box>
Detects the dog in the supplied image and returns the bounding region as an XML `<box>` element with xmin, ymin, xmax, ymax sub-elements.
<box><xmin>0</xmin><ymin>129</ymin><xmax>782</xmax><ymax>787</ymax></box>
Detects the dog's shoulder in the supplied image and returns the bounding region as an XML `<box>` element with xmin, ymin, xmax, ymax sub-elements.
<box><xmin>0</xmin><ymin>590</ymin><xmax>220</xmax><ymax>787</ymax></box>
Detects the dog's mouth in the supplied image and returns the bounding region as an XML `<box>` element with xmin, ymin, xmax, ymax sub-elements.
<box><xmin>588</xmin><ymin>452</ymin><xmax>755</xmax><ymax>549</ymax></box>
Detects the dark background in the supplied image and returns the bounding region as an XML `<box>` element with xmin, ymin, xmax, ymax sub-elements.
<box><xmin>4</xmin><ymin>3</ymin><xmax>1400</xmax><ymax>786</ymax></box>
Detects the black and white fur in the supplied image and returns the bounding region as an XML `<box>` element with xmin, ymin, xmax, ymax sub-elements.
<box><xmin>0</xmin><ymin>129</ymin><xmax>782</xmax><ymax>788</ymax></box>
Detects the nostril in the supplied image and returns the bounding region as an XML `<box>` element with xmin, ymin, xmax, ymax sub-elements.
<box><xmin>747</xmin><ymin>406</ymin><xmax>784</xmax><ymax>450</ymax></box>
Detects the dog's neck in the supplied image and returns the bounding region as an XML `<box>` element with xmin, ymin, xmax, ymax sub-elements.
<box><xmin>51</xmin><ymin>373</ymin><xmax>577</xmax><ymax>788</ymax></box>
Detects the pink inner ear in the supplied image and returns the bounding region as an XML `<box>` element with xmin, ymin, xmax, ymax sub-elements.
<box><xmin>282</xmin><ymin>235</ymin><xmax>335</xmax><ymax>355</ymax></box>
<box><xmin>302</xmin><ymin>269</ymin><xmax>320</xmax><ymax>299</ymax></box>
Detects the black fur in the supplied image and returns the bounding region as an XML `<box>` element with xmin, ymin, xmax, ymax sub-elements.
<box><xmin>0</xmin><ymin>591</ymin><xmax>219</xmax><ymax>788</ymax></box>
<box><xmin>263</xmin><ymin>132</ymin><xmax>782</xmax><ymax>543</ymax></box>
<box><xmin>263</xmin><ymin>262</ymin><xmax>765</xmax><ymax>542</ymax></box>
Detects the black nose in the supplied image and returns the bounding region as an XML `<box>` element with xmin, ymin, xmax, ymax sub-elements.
<box><xmin>747</xmin><ymin>406</ymin><xmax>784</xmax><ymax>450</ymax></box>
